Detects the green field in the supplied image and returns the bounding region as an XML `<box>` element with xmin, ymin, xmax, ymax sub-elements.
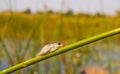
<box><xmin>0</xmin><ymin>12</ymin><xmax>120</xmax><ymax>74</ymax></box>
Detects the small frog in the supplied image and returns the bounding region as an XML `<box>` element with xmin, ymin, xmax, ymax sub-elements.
<box><xmin>37</xmin><ymin>42</ymin><xmax>64</xmax><ymax>56</ymax></box>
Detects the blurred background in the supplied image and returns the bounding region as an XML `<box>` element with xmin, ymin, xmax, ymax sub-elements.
<box><xmin>0</xmin><ymin>0</ymin><xmax>120</xmax><ymax>74</ymax></box>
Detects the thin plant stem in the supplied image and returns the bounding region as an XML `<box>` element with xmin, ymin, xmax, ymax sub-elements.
<box><xmin>0</xmin><ymin>28</ymin><xmax>120</xmax><ymax>74</ymax></box>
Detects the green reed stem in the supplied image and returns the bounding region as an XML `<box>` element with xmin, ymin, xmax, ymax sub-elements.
<box><xmin>0</xmin><ymin>28</ymin><xmax>120</xmax><ymax>74</ymax></box>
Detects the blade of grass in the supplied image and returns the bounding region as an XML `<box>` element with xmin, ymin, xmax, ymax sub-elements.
<box><xmin>1</xmin><ymin>39</ymin><xmax>14</xmax><ymax>65</ymax></box>
<box><xmin>0</xmin><ymin>28</ymin><xmax>120</xmax><ymax>74</ymax></box>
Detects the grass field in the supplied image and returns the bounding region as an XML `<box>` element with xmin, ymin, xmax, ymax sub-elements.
<box><xmin>0</xmin><ymin>12</ymin><xmax>120</xmax><ymax>74</ymax></box>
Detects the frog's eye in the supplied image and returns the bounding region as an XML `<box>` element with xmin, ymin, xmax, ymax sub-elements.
<box><xmin>57</xmin><ymin>42</ymin><xmax>61</xmax><ymax>45</ymax></box>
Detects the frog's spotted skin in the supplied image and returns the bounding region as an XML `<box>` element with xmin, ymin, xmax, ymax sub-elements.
<box><xmin>37</xmin><ymin>42</ymin><xmax>63</xmax><ymax>56</ymax></box>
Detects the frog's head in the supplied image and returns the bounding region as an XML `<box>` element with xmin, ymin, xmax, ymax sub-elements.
<box><xmin>54</xmin><ymin>42</ymin><xmax>64</xmax><ymax>48</ymax></box>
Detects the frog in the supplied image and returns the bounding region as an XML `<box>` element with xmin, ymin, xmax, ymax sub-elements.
<box><xmin>37</xmin><ymin>42</ymin><xmax>64</xmax><ymax>56</ymax></box>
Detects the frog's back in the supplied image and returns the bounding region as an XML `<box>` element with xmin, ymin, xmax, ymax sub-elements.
<box><xmin>37</xmin><ymin>44</ymin><xmax>52</xmax><ymax>56</ymax></box>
